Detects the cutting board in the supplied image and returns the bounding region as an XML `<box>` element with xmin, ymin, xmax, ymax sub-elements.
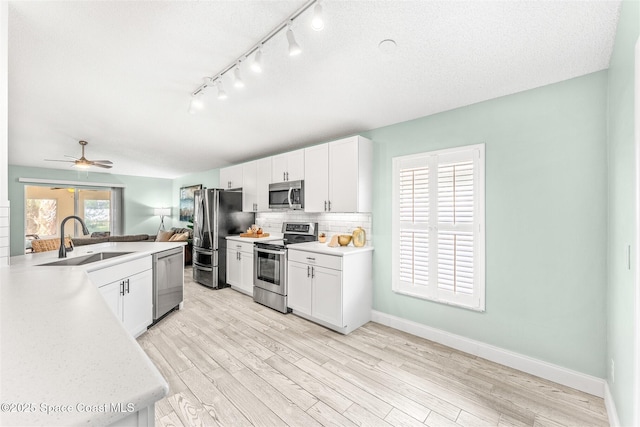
<box><xmin>239</xmin><ymin>232</ymin><xmax>271</xmax><ymax>238</ymax></box>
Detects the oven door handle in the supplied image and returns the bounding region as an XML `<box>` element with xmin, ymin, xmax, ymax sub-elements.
<box><xmin>255</xmin><ymin>248</ymin><xmax>286</xmax><ymax>256</ymax></box>
<box><xmin>287</xmin><ymin>187</ymin><xmax>293</xmax><ymax>209</ymax></box>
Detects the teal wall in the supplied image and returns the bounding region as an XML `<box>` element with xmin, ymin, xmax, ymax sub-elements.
<box><xmin>8</xmin><ymin>165</ymin><xmax>173</xmax><ymax>256</ymax></box>
<box><xmin>171</xmin><ymin>168</ymin><xmax>219</xmax><ymax>228</ymax></box>
<box><xmin>362</xmin><ymin>71</ymin><xmax>608</xmax><ymax>377</ymax></box>
<box><xmin>606</xmin><ymin>1</ymin><xmax>639</xmax><ymax>425</ymax></box>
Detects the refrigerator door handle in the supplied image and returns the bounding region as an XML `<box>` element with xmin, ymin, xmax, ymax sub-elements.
<box><xmin>195</xmin><ymin>192</ymin><xmax>204</xmax><ymax>244</ymax></box>
<box><xmin>204</xmin><ymin>190</ymin><xmax>214</xmax><ymax>250</ymax></box>
<box><xmin>193</xmin><ymin>261</ymin><xmax>214</xmax><ymax>272</ymax></box>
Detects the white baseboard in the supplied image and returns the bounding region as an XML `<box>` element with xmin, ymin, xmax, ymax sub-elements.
<box><xmin>371</xmin><ymin>310</ymin><xmax>606</xmax><ymax>398</ymax></box>
<box><xmin>604</xmin><ymin>381</ymin><xmax>620</xmax><ymax>426</ymax></box>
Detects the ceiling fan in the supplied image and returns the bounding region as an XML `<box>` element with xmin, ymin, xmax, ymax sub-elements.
<box><xmin>45</xmin><ymin>140</ymin><xmax>113</xmax><ymax>169</ymax></box>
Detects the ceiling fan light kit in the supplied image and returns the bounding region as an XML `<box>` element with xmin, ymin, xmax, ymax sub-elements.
<box><xmin>188</xmin><ymin>0</ymin><xmax>323</xmax><ymax>111</ymax></box>
<box><xmin>45</xmin><ymin>140</ymin><xmax>113</xmax><ymax>169</ymax></box>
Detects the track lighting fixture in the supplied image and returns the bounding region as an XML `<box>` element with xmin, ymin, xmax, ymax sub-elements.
<box><xmin>286</xmin><ymin>23</ymin><xmax>302</xmax><ymax>56</ymax></box>
<box><xmin>251</xmin><ymin>47</ymin><xmax>263</xmax><ymax>73</ymax></box>
<box><xmin>233</xmin><ymin>64</ymin><xmax>244</xmax><ymax>88</ymax></box>
<box><xmin>189</xmin><ymin>0</ymin><xmax>323</xmax><ymax>108</ymax></box>
<box><xmin>311</xmin><ymin>2</ymin><xmax>324</xmax><ymax>31</ymax></box>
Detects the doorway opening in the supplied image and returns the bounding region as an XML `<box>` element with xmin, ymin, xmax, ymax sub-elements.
<box><xmin>24</xmin><ymin>185</ymin><xmax>122</xmax><ymax>253</ymax></box>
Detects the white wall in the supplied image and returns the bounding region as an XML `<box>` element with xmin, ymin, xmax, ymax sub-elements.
<box><xmin>1</xmin><ymin>1</ymin><xmax>10</xmax><ymax>266</ymax></box>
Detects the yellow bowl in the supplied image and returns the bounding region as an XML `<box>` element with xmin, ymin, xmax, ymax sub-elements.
<box><xmin>338</xmin><ymin>235</ymin><xmax>352</xmax><ymax>246</ymax></box>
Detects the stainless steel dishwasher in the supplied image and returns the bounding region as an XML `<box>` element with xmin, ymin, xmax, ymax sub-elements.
<box><xmin>152</xmin><ymin>246</ymin><xmax>184</xmax><ymax>321</ymax></box>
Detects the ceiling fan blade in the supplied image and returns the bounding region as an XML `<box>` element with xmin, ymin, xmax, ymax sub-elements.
<box><xmin>91</xmin><ymin>163</ymin><xmax>112</xmax><ymax>169</ymax></box>
<box><xmin>45</xmin><ymin>140</ymin><xmax>114</xmax><ymax>169</ymax></box>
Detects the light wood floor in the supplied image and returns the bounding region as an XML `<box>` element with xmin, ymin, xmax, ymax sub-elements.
<box><xmin>137</xmin><ymin>268</ymin><xmax>609</xmax><ymax>427</ymax></box>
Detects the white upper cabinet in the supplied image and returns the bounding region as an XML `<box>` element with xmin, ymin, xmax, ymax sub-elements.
<box><xmin>272</xmin><ymin>149</ymin><xmax>304</xmax><ymax>182</ymax></box>
<box><xmin>220</xmin><ymin>164</ymin><xmax>243</xmax><ymax>190</ymax></box>
<box><xmin>242</xmin><ymin>161</ymin><xmax>257</xmax><ymax>212</ymax></box>
<box><xmin>304</xmin><ymin>144</ymin><xmax>329</xmax><ymax>212</ymax></box>
<box><xmin>256</xmin><ymin>157</ymin><xmax>272</xmax><ymax>211</ymax></box>
<box><xmin>222</xmin><ymin>160</ymin><xmax>269</xmax><ymax>212</ymax></box>
<box><xmin>304</xmin><ymin>135</ymin><xmax>373</xmax><ymax>213</ymax></box>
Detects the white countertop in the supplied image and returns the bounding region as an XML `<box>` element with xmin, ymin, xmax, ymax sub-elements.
<box><xmin>0</xmin><ymin>242</ymin><xmax>183</xmax><ymax>425</ymax></box>
<box><xmin>226</xmin><ymin>234</ymin><xmax>282</xmax><ymax>243</ymax></box>
<box><xmin>288</xmin><ymin>241</ymin><xmax>374</xmax><ymax>256</ymax></box>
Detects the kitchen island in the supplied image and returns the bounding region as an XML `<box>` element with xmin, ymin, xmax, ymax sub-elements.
<box><xmin>0</xmin><ymin>241</ymin><xmax>185</xmax><ymax>426</ymax></box>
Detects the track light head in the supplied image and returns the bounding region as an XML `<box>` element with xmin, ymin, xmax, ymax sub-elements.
<box><xmin>286</xmin><ymin>24</ymin><xmax>302</xmax><ymax>56</ymax></box>
<box><xmin>188</xmin><ymin>92</ymin><xmax>205</xmax><ymax>114</ymax></box>
<box><xmin>311</xmin><ymin>2</ymin><xmax>324</xmax><ymax>31</ymax></box>
<box><xmin>217</xmin><ymin>79</ymin><xmax>228</xmax><ymax>100</ymax></box>
<box><xmin>251</xmin><ymin>47</ymin><xmax>263</xmax><ymax>73</ymax></box>
<box><xmin>233</xmin><ymin>65</ymin><xmax>245</xmax><ymax>88</ymax></box>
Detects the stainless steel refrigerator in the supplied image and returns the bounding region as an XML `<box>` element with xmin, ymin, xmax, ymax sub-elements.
<box><xmin>192</xmin><ymin>189</ymin><xmax>255</xmax><ymax>288</ymax></box>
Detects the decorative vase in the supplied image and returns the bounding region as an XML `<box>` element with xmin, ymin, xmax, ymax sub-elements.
<box><xmin>352</xmin><ymin>226</ymin><xmax>366</xmax><ymax>247</ymax></box>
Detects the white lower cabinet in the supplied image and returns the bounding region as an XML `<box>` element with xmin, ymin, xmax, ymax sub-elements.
<box><xmin>311</xmin><ymin>265</ymin><xmax>343</xmax><ymax>327</ymax></box>
<box><xmin>89</xmin><ymin>257</ymin><xmax>153</xmax><ymax>338</ymax></box>
<box><xmin>226</xmin><ymin>241</ymin><xmax>254</xmax><ymax>295</ymax></box>
<box><xmin>287</xmin><ymin>261</ymin><xmax>312</xmax><ymax>314</ymax></box>
<box><xmin>287</xmin><ymin>249</ymin><xmax>372</xmax><ymax>334</ymax></box>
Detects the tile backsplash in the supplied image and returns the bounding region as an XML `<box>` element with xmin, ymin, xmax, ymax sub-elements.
<box><xmin>255</xmin><ymin>211</ymin><xmax>373</xmax><ymax>246</ymax></box>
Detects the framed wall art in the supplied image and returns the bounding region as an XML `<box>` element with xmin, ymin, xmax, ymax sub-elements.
<box><xmin>179</xmin><ymin>184</ymin><xmax>202</xmax><ymax>222</ymax></box>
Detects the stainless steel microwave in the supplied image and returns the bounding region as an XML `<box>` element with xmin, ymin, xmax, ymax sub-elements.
<box><xmin>268</xmin><ymin>180</ymin><xmax>304</xmax><ymax>210</ymax></box>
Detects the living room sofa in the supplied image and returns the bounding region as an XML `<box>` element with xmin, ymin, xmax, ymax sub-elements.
<box><xmin>71</xmin><ymin>227</ymin><xmax>193</xmax><ymax>265</ymax></box>
<box><xmin>71</xmin><ymin>233</ymin><xmax>153</xmax><ymax>246</ymax></box>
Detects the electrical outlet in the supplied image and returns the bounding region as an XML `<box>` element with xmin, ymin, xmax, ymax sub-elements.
<box><xmin>611</xmin><ymin>359</ymin><xmax>615</xmax><ymax>383</ymax></box>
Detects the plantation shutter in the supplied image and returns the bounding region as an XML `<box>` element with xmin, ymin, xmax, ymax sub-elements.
<box><xmin>392</xmin><ymin>144</ymin><xmax>485</xmax><ymax>311</ymax></box>
<box><xmin>436</xmin><ymin>151</ymin><xmax>476</xmax><ymax>303</ymax></box>
<box><xmin>398</xmin><ymin>159</ymin><xmax>430</xmax><ymax>287</ymax></box>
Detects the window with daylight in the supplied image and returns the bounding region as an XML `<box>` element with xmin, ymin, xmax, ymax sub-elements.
<box><xmin>25</xmin><ymin>198</ymin><xmax>58</xmax><ymax>237</ymax></box>
<box><xmin>392</xmin><ymin>143</ymin><xmax>485</xmax><ymax>311</ymax></box>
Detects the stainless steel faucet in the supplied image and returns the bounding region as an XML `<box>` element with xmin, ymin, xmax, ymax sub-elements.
<box><xmin>59</xmin><ymin>216</ymin><xmax>90</xmax><ymax>258</ymax></box>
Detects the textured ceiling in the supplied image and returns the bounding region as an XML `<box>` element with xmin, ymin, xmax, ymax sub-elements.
<box><xmin>8</xmin><ymin>1</ymin><xmax>621</xmax><ymax>179</ymax></box>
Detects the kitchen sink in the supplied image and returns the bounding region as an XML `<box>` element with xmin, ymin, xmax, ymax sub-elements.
<box><xmin>38</xmin><ymin>252</ymin><xmax>134</xmax><ymax>267</ymax></box>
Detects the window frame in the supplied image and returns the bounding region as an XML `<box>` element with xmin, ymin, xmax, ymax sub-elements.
<box><xmin>391</xmin><ymin>143</ymin><xmax>486</xmax><ymax>312</ymax></box>
<box><xmin>23</xmin><ymin>184</ymin><xmax>124</xmax><ymax>242</ymax></box>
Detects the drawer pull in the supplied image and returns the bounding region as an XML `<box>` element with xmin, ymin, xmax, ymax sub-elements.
<box><xmin>306</xmin><ymin>257</ymin><xmax>315</xmax><ymax>261</ymax></box>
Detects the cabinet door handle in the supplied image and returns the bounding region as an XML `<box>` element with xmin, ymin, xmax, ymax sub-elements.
<box><xmin>311</xmin><ymin>266</ymin><xmax>315</xmax><ymax>278</ymax></box>
<box><xmin>324</xmin><ymin>201</ymin><xmax>327</xmax><ymax>211</ymax></box>
<box><xmin>307</xmin><ymin>265</ymin><xmax>310</xmax><ymax>277</ymax></box>
<box><xmin>126</xmin><ymin>279</ymin><xmax>130</xmax><ymax>294</ymax></box>
<box><xmin>238</xmin><ymin>252</ymin><xmax>241</xmax><ymax>260</ymax></box>
<box><xmin>328</xmin><ymin>200</ymin><xmax>331</xmax><ymax>211</ymax></box>
<box><xmin>283</xmin><ymin>172</ymin><xmax>286</xmax><ymax>181</ymax></box>
<box><xmin>120</xmin><ymin>281</ymin><xmax>125</xmax><ymax>296</ymax></box>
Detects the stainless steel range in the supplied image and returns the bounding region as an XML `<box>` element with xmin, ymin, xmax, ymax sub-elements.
<box><xmin>253</xmin><ymin>222</ymin><xmax>318</xmax><ymax>313</ymax></box>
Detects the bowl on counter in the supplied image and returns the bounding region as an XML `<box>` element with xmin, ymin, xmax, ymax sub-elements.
<box><xmin>338</xmin><ymin>235</ymin><xmax>352</xmax><ymax>246</ymax></box>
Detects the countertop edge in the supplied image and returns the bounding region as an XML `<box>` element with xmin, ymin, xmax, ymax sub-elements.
<box><xmin>2</xmin><ymin>242</ymin><xmax>177</xmax><ymax>425</ymax></box>
<box><xmin>288</xmin><ymin>242</ymin><xmax>374</xmax><ymax>256</ymax></box>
